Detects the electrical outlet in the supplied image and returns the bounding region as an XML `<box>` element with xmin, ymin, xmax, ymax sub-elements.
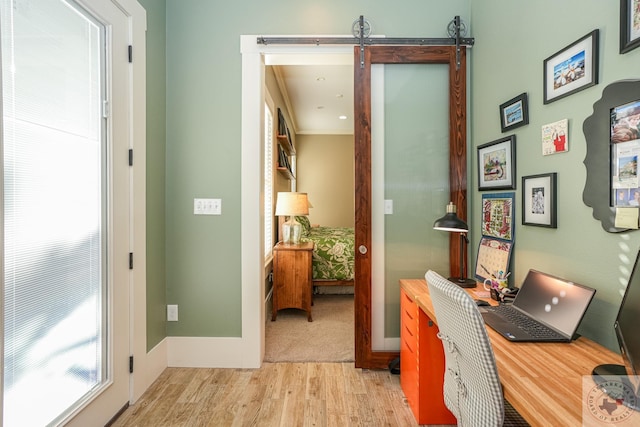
<box><xmin>167</xmin><ymin>304</ymin><xmax>178</xmax><ymax>321</ymax></box>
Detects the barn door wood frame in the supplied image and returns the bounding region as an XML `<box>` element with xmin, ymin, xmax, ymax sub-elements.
<box><xmin>354</xmin><ymin>44</ymin><xmax>468</xmax><ymax>369</ymax></box>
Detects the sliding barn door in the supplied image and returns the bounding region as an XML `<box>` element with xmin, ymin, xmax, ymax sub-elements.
<box><xmin>353</xmin><ymin>45</ymin><xmax>468</xmax><ymax>369</ymax></box>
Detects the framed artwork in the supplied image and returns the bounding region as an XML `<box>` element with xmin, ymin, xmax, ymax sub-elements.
<box><xmin>481</xmin><ymin>192</ymin><xmax>515</xmax><ymax>241</ymax></box>
<box><xmin>477</xmin><ymin>135</ymin><xmax>516</xmax><ymax>191</ymax></box>
<box><xmin>543</xmin><ymin>30</ymin><xmax>599</xmax><ymax>104</ymax></box>
<box><xmin>475</xmin><ymin>237</ymin><xmax>513</xmax><ymax>283</ymax></box>
<box><xmin>522</xmin><ymin>173</ymin><xmax>557</xmax><ymax>228</ymax></box>
<box><xmin>620</xmin><ymin>0</ymin><xmax>640</xmax><ymax>54</ymax></box>
<box><xmin>499</xmin><ymin>93</ymin><xmax>529</xmax><ymax>132</ymax></box>
<box><xmin>541</xmin><ymin>119</ymin><xmax>569</xmax><ymax>156</ymax></box>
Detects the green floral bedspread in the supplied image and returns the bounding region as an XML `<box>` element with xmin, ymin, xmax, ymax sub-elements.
<box><xmin>301</xmin><ymin>226</ymin><xmax>355</xmax><ymax>281</ymax></box>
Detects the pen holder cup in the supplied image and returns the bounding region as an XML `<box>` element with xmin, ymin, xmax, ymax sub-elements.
<box><xmin>483</xmin><ymin>278</ymin><xmax>508</xmax><ymax>292</ymax></box>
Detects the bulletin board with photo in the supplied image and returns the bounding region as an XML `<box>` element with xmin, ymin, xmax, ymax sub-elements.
<box><xmin>611</xmin><ymin>99</ymin><xmax>640</xmax><ymax>207</ymax></box>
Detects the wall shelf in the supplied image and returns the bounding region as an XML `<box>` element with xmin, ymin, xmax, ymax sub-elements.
<box><xmin>277</xmin><ymin>166</ymin><xmax>295</xmax><ymax>180</ymax></box>
<box><xmin>277</xmin><ymin>134</ymin><xmax>295</xmax><ymax>156</ymax></box>
<box><xmin>276</xmin><ymin>108</ymin><xmax>295</xmax><ymax>181</ymax></box>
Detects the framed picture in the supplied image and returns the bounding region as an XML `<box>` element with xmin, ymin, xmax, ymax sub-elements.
<box><xmin>543</xmin><ymin>30</ymin><xmax>599</xmax><ymax>104</ymax></box>
<box><xmin>477</xmin><ymin>135</ymin><xmax>516</xmax><ymax>191</ymax></box>
<box><xmin>620</xmin><ymin>0</ymin><xmax>640</xmax><ymax>54</ymax></box>
<box><xmin>541</xmin><ymin>119</ymin><xmax>569</xmax><ymax>156</ymax></box>
<box><xmin>499</xmin><ymin>93</ymin><xmax>529</xmax><ymax>132</ymax></box>
<box><xmin>481</xmin><ymin>192</ymin><xmax>515</xmax><ymax>241</ymax></box>
<box><xmin>522</xmin><ymin>173</ymin><xmax>557</xmax><ymax>228</ymax></box>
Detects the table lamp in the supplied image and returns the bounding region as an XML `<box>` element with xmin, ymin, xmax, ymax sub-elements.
<box><xmin>275</xmin><ymin>192</ymin><xmax>309</xmax><ymax>244</ymax></box>
<box><xmin>433</xmin><ymin>202</ymin><xmax>476</xmax><ymax>288</ymax></box>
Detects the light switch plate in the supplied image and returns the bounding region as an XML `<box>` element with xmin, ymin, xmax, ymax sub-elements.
<box><xmin>384</xmin><ymin>199</ymin><xmax>393</xmax><ymax>215</ymax></box>
<box><xmin>194</xmin><ymin>198</ymin><xmax>222</xmax><ymax>215</ymax></box>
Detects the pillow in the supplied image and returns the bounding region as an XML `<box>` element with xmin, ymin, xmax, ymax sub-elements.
<box><xmin>296</xmin><ymin>216</ymin><xmax>311</xmax><ymax>236</ymax></box>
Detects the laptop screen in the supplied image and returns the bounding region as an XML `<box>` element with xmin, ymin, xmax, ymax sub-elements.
<box><xmin>514</xmin><ymin>269</ymin><xmax>596</xmax><ymax>337</ymax></box>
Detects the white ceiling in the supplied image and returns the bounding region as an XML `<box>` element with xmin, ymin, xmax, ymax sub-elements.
<box><xmin>273</xmin><ymin>63</ymin><xmax>354</xmax><ymax>135</ymax></box>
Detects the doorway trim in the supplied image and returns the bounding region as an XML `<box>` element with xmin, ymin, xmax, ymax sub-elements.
<box><xmin>240</xmin><ymin>36</ymin><xmax>354</xmax><ymax>368</ymax></box>
<box><xmin>240</xmin><ymin>38</ymin><xmax>468</xmax><ymax>369</ymax></box>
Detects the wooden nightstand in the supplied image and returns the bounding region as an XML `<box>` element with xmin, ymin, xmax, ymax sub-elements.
<box><xmin>272</xmin><ymin>241</ymin><xmax>314</xmax><ymax>322</ymax></box>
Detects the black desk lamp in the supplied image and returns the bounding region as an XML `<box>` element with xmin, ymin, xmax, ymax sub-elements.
<box><xmin>433</xmin><ymin>202</ymin><xmax>476</xmax><ymax>288</ymax></box>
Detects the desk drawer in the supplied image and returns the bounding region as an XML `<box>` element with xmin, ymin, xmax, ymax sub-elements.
<box><xmin>398</xmin><ymin>279</ymin><xmax>460</xmax><ymax>425</ymax></box>
<box><xmin>400</xmin><ymin>332</ymin><xmax>418</xmax><ymax>412</ymax></box>
<box><xmin>400</xmin><ymin>290</ymin><xmax>418</xmax><ymax>334</ymax></box>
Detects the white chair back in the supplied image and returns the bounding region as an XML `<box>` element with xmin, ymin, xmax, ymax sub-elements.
<box><xmin>425</xmin><ymin>270</ymin><xmax>504</xmax><ymax>427</ymax></box>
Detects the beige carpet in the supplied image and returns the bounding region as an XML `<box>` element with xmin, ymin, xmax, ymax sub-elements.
<box><xmin>265</xmin><ymin>294</ymin><xmax>354</xmax><ymax>362</ymax></box>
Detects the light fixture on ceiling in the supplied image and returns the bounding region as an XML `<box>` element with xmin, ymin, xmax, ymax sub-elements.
<box><xmin>338</xmin><ymin>115</ymin><xmax>347</xmax><ymax>120</ymax></box>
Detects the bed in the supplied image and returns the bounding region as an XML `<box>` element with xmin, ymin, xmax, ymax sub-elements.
<box><xmin>281</xmin><ymin>216</ymin><xmax>355</xmax><ymax>286</ymax></box>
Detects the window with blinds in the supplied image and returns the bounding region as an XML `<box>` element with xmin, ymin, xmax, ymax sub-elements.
<box><xmin>1</xmin><ymin>0</ymin><xmax>107</xmax><ymax>424</ymax></box>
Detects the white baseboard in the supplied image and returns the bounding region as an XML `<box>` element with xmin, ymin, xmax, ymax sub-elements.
<box><xmin>133</xmin><ymin>336</ymin><xmax>257</xmax><ymax>403</ymax></box>
<box><xmin>131</xmin><ymin>338</ymin><xmax>168</xmax><ymax>403</ymax></box>
<box><xmin>167</xmin><ymin>337</ymin><xmax>255</xmax><ymax>368</ymax></box>
<box><xmin>145</xmin><ymin>339</ymin><xmax>168</xmax><ymax>383</ymax></box>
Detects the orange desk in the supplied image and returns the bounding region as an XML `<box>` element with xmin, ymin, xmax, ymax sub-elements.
<box><xmin>399</xmin><ymin>279</ymin><xmax>625</xmax><ymax>427</ymax></box>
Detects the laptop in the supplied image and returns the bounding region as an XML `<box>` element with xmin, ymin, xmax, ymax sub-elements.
<box><xmin>479</xmin><ymin>269</ymin><xmax>596</xmax><ymax>342</ymax></box>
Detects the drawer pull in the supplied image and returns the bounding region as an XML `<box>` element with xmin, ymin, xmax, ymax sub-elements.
<box><xmin>404</xmin><ymin>325</ymin><xmax>414</xmax><ymax>337</ymax></box>
<box><xmin>403</xmin><ymin>338</ymin><xmax>414</xmax><ymax>353</ymax></box>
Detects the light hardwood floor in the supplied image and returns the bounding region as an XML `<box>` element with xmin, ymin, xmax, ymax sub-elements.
<box><xmin>112</xmin><ymin>362</ymin><xmax>421</xmax><ymax>427</ymax></box>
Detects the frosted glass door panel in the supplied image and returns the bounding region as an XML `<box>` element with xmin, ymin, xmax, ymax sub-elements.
<box><xmin>374</xmin><ymin>64</ymin><xmax>450</xmax><ymax>340</ymax></box>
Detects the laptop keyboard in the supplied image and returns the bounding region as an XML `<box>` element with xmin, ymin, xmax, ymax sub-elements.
<box><xmin>488</xmin><ymin>305</ymin><xmax>566</xmax><ymax>340</ymax></box>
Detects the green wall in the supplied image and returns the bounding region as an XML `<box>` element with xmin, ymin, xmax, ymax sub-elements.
<box><xmin>470</xmin><ymin>0</ymin><xmax>640</xmax><ymax>351</ymax></box>
<box><xmin>163</xmin><ymin>0</ymin><xmax>470</xmax><ymax>338</ymax></box>
<box><xmin>146</xmin><ymin>0</ymin><xmax>640</xmax><ymax>353</ymax></box>
<box><xmin>138</xmin><ymin>0</ymin><xmax>167</xmax><ymax>350</ymax></box>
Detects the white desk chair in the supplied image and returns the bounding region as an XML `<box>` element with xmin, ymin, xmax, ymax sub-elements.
<box><xmin>425</xmin><ymin>270</ymin><xmax>528</xmax><ymax>426</ymax></box>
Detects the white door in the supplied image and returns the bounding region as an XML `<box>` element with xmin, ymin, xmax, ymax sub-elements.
<box><xmin>1</xmin><ymin>0</ymin><xmax>133</xmax><ymax>425</ymax></box>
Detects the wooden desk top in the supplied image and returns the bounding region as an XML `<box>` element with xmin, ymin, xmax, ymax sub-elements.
<box><xmin>399</xmin><ymin>279</ymin><xmax>625</xmax><ymax>427</ymax></box>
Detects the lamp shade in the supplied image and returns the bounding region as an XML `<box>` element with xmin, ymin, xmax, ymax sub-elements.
<box><xmin>275</xmin><ymin>192</ymin><xmax>309</xmax><ymax>216</ymax></box>
<box><xmin>433</xmin><ymin>202</ymin><xmax>469</xmax><ymax>232</ymax></box>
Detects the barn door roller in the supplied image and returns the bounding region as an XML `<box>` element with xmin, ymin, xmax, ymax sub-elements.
<box><xmin>257</xmin><ymin>15</ymin><xmax>474</xmax><ymax>70</ymax></box>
